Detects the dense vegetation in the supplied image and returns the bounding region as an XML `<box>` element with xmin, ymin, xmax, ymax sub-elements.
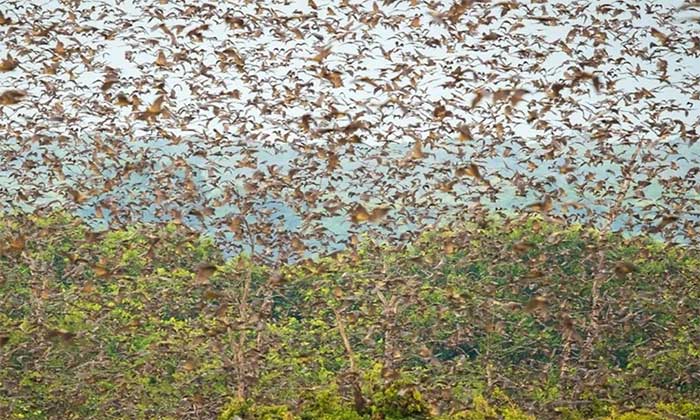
<box><xmin>1</xmin><ymin>212</ymin><xmax>699</xmax><ymax>419</ymax></box>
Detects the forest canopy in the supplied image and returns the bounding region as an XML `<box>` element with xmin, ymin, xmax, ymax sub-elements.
<box><xmin>1</xmin><ymin>213</ymin><xmax>699</xmax><ymax>419</ymax></box>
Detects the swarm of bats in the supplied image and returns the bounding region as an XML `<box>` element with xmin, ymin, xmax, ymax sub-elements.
<box><xmin>1</xmin><ymin>0</ymin><xmax>699</xmax><ymax>263</ymax></box>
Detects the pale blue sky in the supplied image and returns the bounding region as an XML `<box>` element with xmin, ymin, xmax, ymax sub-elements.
<box><xmin>1</xmin><ymin>0</ymin><xmax>699</xmax><ymax>255</ymax></box>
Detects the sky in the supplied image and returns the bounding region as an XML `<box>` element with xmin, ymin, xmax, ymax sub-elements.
<box><xmin>1</xmin><ymin>0</ymin><xmax>700</xmax><ymax>257</ymax></box>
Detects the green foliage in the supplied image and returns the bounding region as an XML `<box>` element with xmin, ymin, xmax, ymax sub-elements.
<box><xmin>299</xmin><ymin>389</ymin><xmax>363</xmax><ymax>420</ymax></box>
<box><xmin>438</xmin><ymin>393</ymin><xmax>535</xmax><ymax>420</ymax></box>
<box><xmin>220</xmin><ymin>398</ymin><xmax>294</xmax><ymax>420</ymax></box>
<box><xmin>600</xmin><ymin>402</ymin><xmax>700</xmax><ymax>420</ymax></box>
<box><xmin>1</xmin><ymin>212</ymin><xmax>698</xmax><ymax>419</ymax></box>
